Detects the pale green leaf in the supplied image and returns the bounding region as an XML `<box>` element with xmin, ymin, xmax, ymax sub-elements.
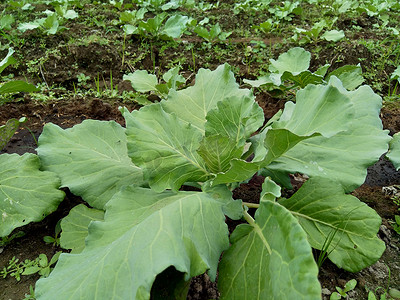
<box><xmin>123</xmin><ymin>70</ymin><xmax>158</xmax><ymax>93</ymax></box>
<box><xmin>268</xmin><ymin>77</ymin><xmax>390</xmax><ymax>191</ymax></box>
<box><xmin>0</xmin><ymin>153</ymin><xmax>65</xmax><ymax>237</ymax></box>
<box><xmin>211</xmin><ymin>128</ymin><xmax>316</xmax><ymax>186</ymax></box>
<box><xmin>280</xmin><ymin>70</ymin><xmax>325</xmax><ymax>88</ymax></box>
<box><xmin>63</xmin><ymin>9</ymin><xmax>78</xmax><ymax>19</ymax></box>
<box><xmin>390</xmin><ymin>65</ymin><xmax>400</xmax><ymax>82</ymax></box>
<box><xmin>273</xmin><ymin>81</ymin><xmax>354</xmax><ymax>138</ymax></box>
<box><xmin>161</xmin><ymin>15</ymin><xmax>188</xmax><ymax>38</ymax></box>
<box><xmin>204</xmin><ymin>94</ymin><xmax>264</xmax><ymax>142</ymax></box>
<box><xmin>17</xmin><ymin>22</ymin><xmax>41</xmax><ymax>32</ymax></box>
<box><xmin>322</xmin><ymin>29</ymin><xmax>345</xmax><ymax>42</ymax></box>
<box><xmin>280</xmin><ymin>178</ymin><xmax>385</xmax><ymax>272</ymax></box>
<box><xmin>0</xmin><ymin>117</ymin><xmax>26</xmax><ymax>150</ymax></box>
<box><xmin>197</xmin><ymin>135</ymin><xmax>243</xmax><ymax>173</ymax></box>
<box><xmin>218</xmin><ymin>201</ymin><xmax>321</xmax><ymax>299</ymax></box>
<box><xmin>387</xmin><ymin>132</ymin><xmax>400</xmax><ymax>170</ymax></box>
<box><xmin>326</xmin><ymin>65</ymin><xmax>364</xmax><ymax>90</ymax></box>
<box><xmin>269</xmin><ymin>47</ymin><xmax>311</xmax><ymax>75</ymax></box>
<box><xmin>123</xmin><ymin>105</ymin><xmax>209</xmax><ymax>192</ymax></box>
<box><xmin>260</xmin><ymin>177</ymin><xmax>281</xmax><ymax>202</ymax></box>
<box><xmin>37</xmin><ymin>120</ymin><xmax>143</xmax><ymax>209</ymax></box>
<box><xmin>0</xmin><ymin>80</ymin><xmax>39</xmax><ymax>94</ymax></box>
<box><xmin>36</xmin><ymin>187</ymin><xmax>229</xmax><ymax>300</ymax></box>
<box><xmin>60</xmin><ymin>204</ymin><xmax>104</xmax><ymax>253</ymax></box>
<box><xmin>0</xmin><ymin>48</ymin><xmax>16</xmax><ymax>74</ymax></box>
<box><xmin>162</xmin><ymin>64</ymin><xmax>251</xmax><ymax>133</ymax></box>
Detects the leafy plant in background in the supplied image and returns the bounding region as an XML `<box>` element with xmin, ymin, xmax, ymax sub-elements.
<box><xmin>119</xmin><ymin>8</ymin><xmax>147</xmax><ymax>35</ymax></box>
<box><xmin>194</xmin><ymin>22</ymin><xmax>232</xmax><ymax>43</ymax></box>
<box><xmin>0</xmin><ymin>48</ymin><xmax>39</xmax><ymax>97</ymax></box>
<box><xmin>136</xmin><ymin>12</ymin><xmax>189</xmax><ymax>40</ymax></box>
<box><xmin>123</xmin><ymin>65</ymin><xmax>185</xmax><ymax>102</ymax></box>
<box><xmin>0</xmin><ymin>61</ymin><xmax>391</xmax><ymax>298</ymax></box>
<box><xmin>244</xmin><ymin>47</ymin><xmax>364</xmax><ymax>96</ymax></box>
<box><xmin>1</xmin><ymin>252</ymin><xmax>61</xmax><ymax>281</ymax></box>
<box><xmin>18</xmin><ymin>5</ymin><xmax>79</xmax><ymax>35</ymax></box>
<box><xmin>292</xmin><ymin>19</ymin><xmax>345</xmax><ymax>45</ymax></box>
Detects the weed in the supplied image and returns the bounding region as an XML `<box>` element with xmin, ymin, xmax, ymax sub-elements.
<box><xmin>330</xmin><ymin>279</ymin><xmax>357</xmax><ymax>300</ymax></box>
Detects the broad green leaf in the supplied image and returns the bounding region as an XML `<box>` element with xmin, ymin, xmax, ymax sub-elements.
<box><xmin>0</xmin><ymin>117</ymin><xmax>26</xmax><ymax>150</ymax></box>
<box><xmin>17</xmin><ymin>22</ymin><xmax>41</xmax><ymax>32</ymax></box>
<box><xmin>36</xmin><ymin>187</ymin><xmax>229</xmax><ymax>300</ymax></box>
<box><xmin>162</xmin><ymin>66</ymin><xmax>185</xmax><ymax>89</ymax></box>
<box><xmin>37</xmin><ymin>120</ymin><xmax>143</xmax><ymax>209</ymax></box>
<box><xmin>197</xmin><ymin>135</ymin><xmax>243</xmax><ymax>173</ymax></box>
<box><xmin>201</xmin><ymin>182</ymin><xmax>243</xmax><ymax>220</ymax></box>
<box><xmin>326</xmin><ymin>65</ymin><xmax>364</xmax><ymax>90</ymax></box>
<box><xmin>260</xmin><ymin>177</ymin><xmax>281</xmax><ymax>202</ymax></box>
<box><xmin>272</xmin><ymin>82</ymin><xmax>354</xmax><ymax>138</ymax></box>
<box><xmin>161</xmin><ymin>15</ymin><xmax>188</xmax><ymax>38</ymax></box>
<box><xmin>162</xmin><ymin>64</ymin><xmax>251</xmax><ymax>133</ymax></box>
<box><xmin>280</xmin><ymin>70</ymin><xmax>324</xmax><ymax>88</ymax></box>
<box><xmin>63</xmin><ymin>9</ymin><xmax>79</xmax><ymax>20</ymax></box>
<box><xmin>0</xmin><ymin>153</ymin><xmax>65</xmax><ymax>237</ymax></box>
<box><xmin>60</xmin><ymin>204</ymin><xmax>104</xmax><ymax>253</ymax></box>
<box><xmin>43</xmin><ymin>14</ymin><xmax>59</xmax><ymax>35</ymax></box>
<box><xmin>211</xmin><ymin>128</ymin><xmax>316</xmax><ymax>186</ymax></box>
<box><xmin>123</xmin><ymin>105</ymin><xmax>209</xmax><ymax>192</ymax></box>
<box><xmin>322</xmin><ymin>29</ymin><xmax>345</xmax><ymax>42</ymax></box>
<box><xmin>390</xmin><ymin>65</ymin><xmax>400</xmax><ymax>82</ymax></box>
<box><xmin>269</xmin><ymin>47</ymin><xmax>311</xmax><ymax>75</ymax></box>
<box><xmin>0</xmin><ymin>80</ymin><xmax>39</xmax><ymax>94</ymax></box>
<box><xmin>0</xmin><ymin>14</ymin><xmax>14</xmax><ymax>30</ymax></box>
<box><xmin>0</xmin><ymin>48</ymin><xmax>16</xmax><ymax>74</ymax></box>
<box><xmin>268</xmin><ymin>77</ymin><xmax>390</xmax><ymax>192</ymax></box>
<box><xmin>243</xmin><ymin>75</ymin><xmax>273</xmax><ymax>88</ymax></box>
<box><xmin>204</xmin><ymin>94</ymin><xmax>264</xmax><ymax>142</ymax></box>
<box><xmin>218</xmin><ymin>201</ymin><xmax>321</xmax><ymax>299</ymax></box>
<box><xmin>387</xmin><ymin>132</ymin><xmax>400</xmax><ymax>170</ymax></box>
<box><xmin>123</xmin><ymin>24</ymin><xmax>138</xmax><ymax>35</ymax></box>
<box><xmin>123</xmin><ymin>70</ymin><xmax>158</xmax><ymax>93</ymax></box>
<box><xmin>280</xmin><ymin>178</ymin><xmax>385</xmax><ymax>272</ymax></box>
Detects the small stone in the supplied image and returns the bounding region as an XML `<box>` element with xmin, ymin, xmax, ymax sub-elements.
<box><xmin>321</xmin><ymin>288</ymin><xmax>331</xmax><ymax>295</ymax></box>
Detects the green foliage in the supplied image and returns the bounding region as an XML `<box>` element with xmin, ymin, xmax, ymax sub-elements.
<box><xmin>123</xmin><ymin>66</ymin><xmax>185</xmax><ymax>99</ymax></box>
<box><xmin>0</xmin><ymin>62</ymin><xmax>391</xmax><ymax>298</ymax></box>
<box><xmin>0</xmin><ymin>230</ymin><xmax>25</xmax><ymax>247</ymax></box>
<box><xmin>330</xmin><ymin>279</ymin><xmax>357</xmax><ymax>299</ymax></box>
<box><xmin>0</xmin><ymin>117</ymin><xmax>26</xmax><ymax>150</ymax></box>
<box><xmin>0</xmin><ymin>252</ymin><xmax>61</xmax><ymax>281</ymax></box>
<box><xmin>0</xmin><ymin>48</ymin><xmax>39</xmax><ymax>97</ymax></box>
<box><xmin>43</xmin><ymin>220</ymin><xmax>62</xmax><ymax>247</ymax></box>
<box><xmin>244</xmin><ymin>47</ymin><xmax>365</xmax><ymax>94</ymax></box>
<box><xmin>194</xmin><ymin>23</ymin><xmax>232</xmax><ymax>43</ymax></box>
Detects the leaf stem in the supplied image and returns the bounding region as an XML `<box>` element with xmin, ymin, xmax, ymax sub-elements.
<box><xmin>242</xmin><ymin>209</ymin><xmax>256</xmax><ymax>225</ymax></box>
<box><xmin>243</xmin><ymin>202</ymin><xmax>260</xmax><ymax>209</ymax></box>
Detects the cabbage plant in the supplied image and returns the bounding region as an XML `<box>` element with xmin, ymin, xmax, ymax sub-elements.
<box><xmin>0</xmin><ymin>64</ymin><xmax>391</xmax><ymax>299</ymax></box>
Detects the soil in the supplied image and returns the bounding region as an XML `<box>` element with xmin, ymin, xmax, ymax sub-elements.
<box><xmin>1</xmin><ymin>1</ymin><xmax>400</xmax><ymax>299</ymax></box>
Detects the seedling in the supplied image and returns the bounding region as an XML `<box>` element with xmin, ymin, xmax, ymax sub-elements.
<box><xmin>330</xmin><ymin>279</ymin><xmax>357</xmax><ymax>300</ymax></box>
<box><xmin>43</xmin><ymin>220</ymin><xmax>62</xmax><ymax>247</ymax></box>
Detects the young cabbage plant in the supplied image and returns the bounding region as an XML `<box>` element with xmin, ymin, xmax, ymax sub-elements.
<box><xmin>0</xmin><ymin>48</ymin><xmax>39</xmax><ymax>95</ymax></box>
<box><xmin>244</xmin><ymin>47</ymin><xmax>364</xmax><ymax>95</ymax></box>
<box><xmin>0</xmin><ymin>63</ymin><xmax>390</xmax><ymax>299</ymax></box>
